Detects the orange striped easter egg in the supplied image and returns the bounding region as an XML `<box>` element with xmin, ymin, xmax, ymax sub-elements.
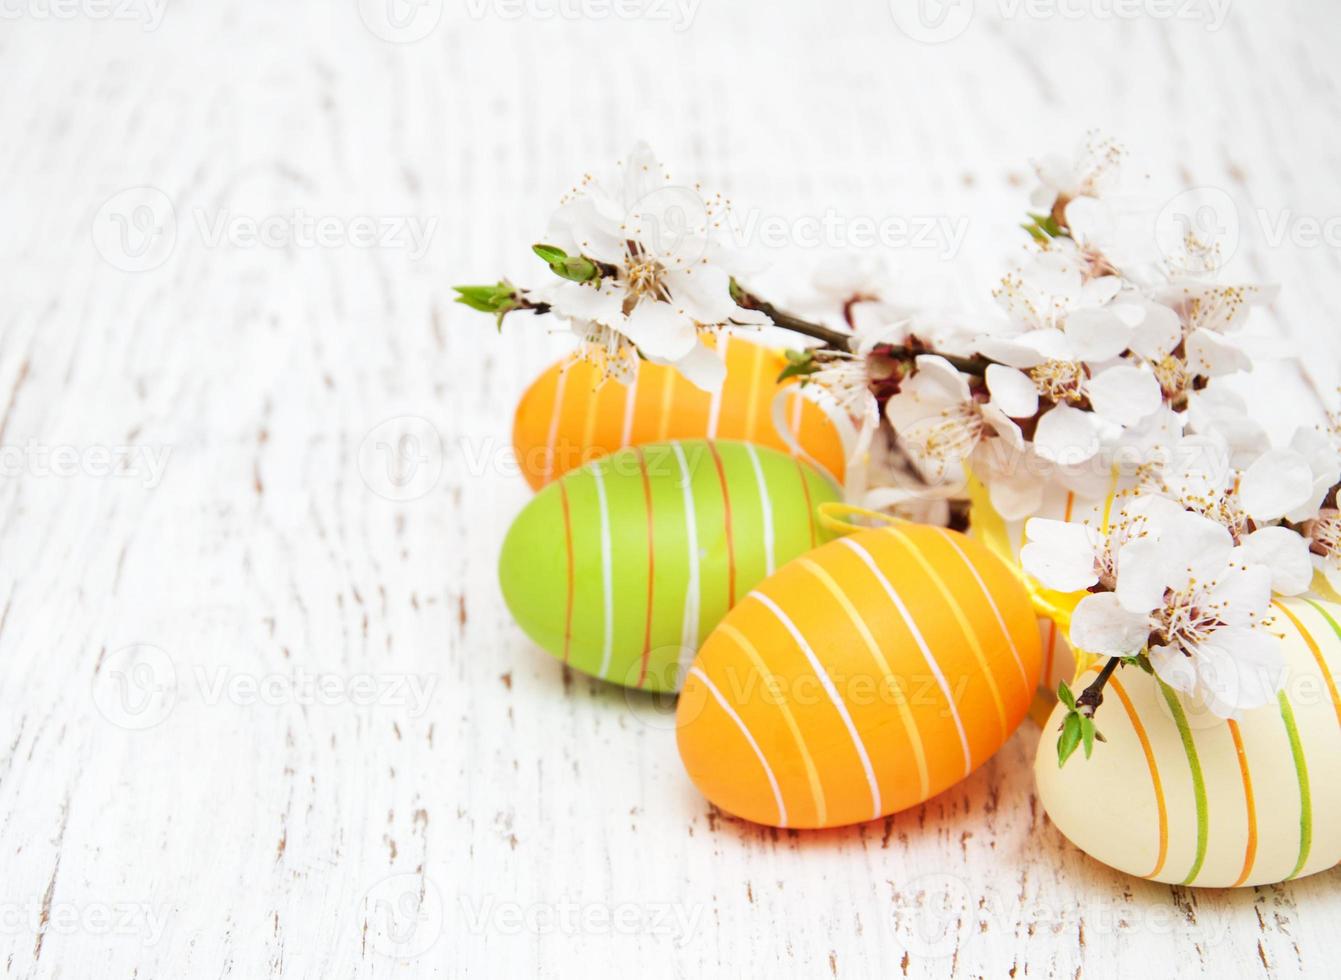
<box><xmin>513</xmin><ymin>335</ymin><xmax>846</xmax><ymax>490</ymax></box>
<box><xmin>676</xmin><ymin>523</ymin><xmax>1043</xmax><ymax>828</ymax></box>
<box><xmin>1036</xmin><ymin>596</ymin><xmax>1341</xmax><ymax>887</ymax></box>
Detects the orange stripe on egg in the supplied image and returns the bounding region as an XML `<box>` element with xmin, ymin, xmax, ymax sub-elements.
<box><xmin>1109</xmin><ymin>675</ymin><xmax>1169</xmax><ymax>880</ymax></box>
<box><xmin>708</xmin><ymin>441</ymin><xmax>737</xmax><ymax>607</ymax></box>
<box><xmin>1276</xmin><ymin>600</ymin><xmax>1341</xmax><ymax>730</ymax></box>
<box><xmin>795</xmin><ymin>457</ymin><xmax>817</xmax><ymax>550</ymax></box>
<box><xmin>1227</xmin><ymin>718</ymin><xmax>1259</xmax><ymax>888</ymax></box>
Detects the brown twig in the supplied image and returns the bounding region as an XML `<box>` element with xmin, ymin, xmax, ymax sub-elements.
<box><xmin>1076</xmin><ymin>657</ymin><xmax>1120</xmax><ymax>719</ymax></box>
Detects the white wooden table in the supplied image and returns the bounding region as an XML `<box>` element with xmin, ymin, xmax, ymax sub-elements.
<box><xmin>2</xmin><ymin>1</ymin><xmax>1339</xmax><ymax>976</ymax></box>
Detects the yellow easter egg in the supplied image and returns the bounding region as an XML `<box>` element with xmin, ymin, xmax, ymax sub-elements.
<box><xmin>676</xmin><ymin>523</ymin><xmax>1042</xmax><ymax>828</ymax></box>
<box><xmin>512</xmin><ymin>336</ymin><xmax>846</xmax><ymax>490</ymax></box>
<box><xmin>969</xmin><ymin>479</ymin><xmax>1112</xmax><ymax>692</ymax></box>
<box><xmin>1035</xmin><ymin>596</ymin><xmax>1341</xmax><ymax>887</ymax></box>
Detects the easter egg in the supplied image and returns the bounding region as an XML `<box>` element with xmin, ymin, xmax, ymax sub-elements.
<box><xmin>499</xmin><ymin>439</ymin><xmax>841</xmax><ymax>693</ymax></box>
<box><xmin>1035</xmin><ymin>596</ymin><xmax>1341</xmax><ymax>887</ymax></box>
<box><xmin>512</xmin><ymin>335</ymin><xmax>846</xmax><ymax>490</ymax></box>
<box><xmin>676</xmin><ymin>523</ymin><xmax>1042</xmax><ymax>828</ymax></box>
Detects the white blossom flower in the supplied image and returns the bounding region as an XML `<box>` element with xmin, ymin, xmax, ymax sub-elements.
<box><xmin>1185</xmin><ymin>387</ymin><xmax>1270</xmax><ymax>468</ymax></box>
<box><xmin>1239</xmin><ymin>425</ymin><xmax>1341</xmax><ymax>524</ymax></box>
<box><xmin>974</xmin><ymin>331</ymin><xmax>1163</xmax><ymax>466</ymax></box>
<box><xmin>800</xmin><ymin>254</ymin><xmax>916</xmax><ymax>336</ymax></box>
<box><xmin>885</xmin><ymin>355</ymin><xmax>1036</xmax><ymax>482</ymax></box>
<box><xmin>1135</xmin><ymin>432</ymin><xmax>1313</xmax><ymax>595</ymax></box>
<box><xmin>1069</xmin><ymin>507</ymin><xmax>1283</xmax><ymax>718</ymax></box>
<box><xmin>1028</xmin><ymin>134</ymin><xmax>1124</xmax><ymax>213</ymax></box>
<box><xmin>1021</xmin><ymin>494</ymin><xmax>1181</xmax><ymax>593</ymax></box>
<box><xmin>1145</xmin><ymin>274</ymin><xmax>1279</xmax><ymax>383</ymax></box>
<box><xmin>805</xmin><ymin>321</ymin><xmax>908</xmax><ymax>424</ymax></box>
<box><xmin>992</xmin><ymin>252</ymin><xmax>1123</xmax><ymax>338</ymax></box>
<box><xmin>538</xmin><ymin>141</ymin><xmax>768</xmax><ymax>390</ymax></box>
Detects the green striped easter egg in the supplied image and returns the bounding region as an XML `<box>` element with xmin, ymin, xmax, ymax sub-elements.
<box><xmin>1036</xmin><ymin>595</ymin><xmax>1341</xmax><ymax>887</ymax></box>
<box><xmin>499</xmin><ymin>439</ymin><xmax>840</xmax><ymax>692</ymax></box>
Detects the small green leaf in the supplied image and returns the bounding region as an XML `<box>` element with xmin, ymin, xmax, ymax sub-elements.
<box><xmin>777</xmin><ymin>349</ymin><xmax>817</xmax><ymax>383</ymax></box>
<box><xmin>1057</xmin><ymin>680</ymin><xmax>1077</xmax><ymax>711</ymax></box>
<box><xmin>1057</xmin><ymin>712</ymin><xmax>1083</xmax><ymax>768</ymax></box>
<box><xmin>1022</xmin><ymin>211</ymin><xmax>1065</xmax><ymax>243</ymax></box>
<box><xmin>452</xmin><ymin>282</ymin><xmax>518</xmax><ymax>315</ymax></box>
<box><xmin>1080</xmin><ymin>715</ymin><xmax>1097</xmax><ymax>758</ymax></box>
<box><xmin>533</xmin><ymin>244</ymin><xmax>601</xmax><ymax>283</ymax></box>
<box><xmin>532</xmin><ymin>244</ymin><xmax>568</xmax><ymax>265</ymax></box>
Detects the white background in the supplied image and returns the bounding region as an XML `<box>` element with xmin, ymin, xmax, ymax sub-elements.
<box><xmin>2</xmin><ymin>0</ymin><xmax>1340</xmax><ymax>977</ymax></box>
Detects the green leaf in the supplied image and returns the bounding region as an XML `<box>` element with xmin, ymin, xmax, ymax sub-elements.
<box><xmin>533</xmin><ymin>244</ymin><xmax>600</xmax><ymax>283</ymax></box>
<box><xmin>1057</xmin><ymin>712</ymin><xmax>1083</xmax><ymax>768</ymax></box>
<box><xmin>777</xmin><ymin>349</ymin><xmax>817</xmax><ymax>383</ymax></box>
<box><xmin>1022</xmin><ymin>211</ymin><xmax>1065</xmax><ymax>243</ymax></box>
<box><xmin>531</xmin><ymin>244</ymin><xmax>568</xmax><ymax>265</ymax></box>
<box><xmin>1057</xmin><ymin>680</ymin><xmax>1077</xmax><ymax>710</ymax></box>
<box><xmin>1080</xmin><ymin>715</ymin><xmax>1097</xmax><ymax>758</ymax></box>
<box><xmin>452</xmin><ymin>282</ymin><xmax>517</xmax><ymax>315</ymax></box>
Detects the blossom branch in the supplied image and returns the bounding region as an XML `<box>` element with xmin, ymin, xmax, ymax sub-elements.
<box><xmin>731</xmin><ymin>281</ymin><xmax>1000</xmax><ymax>376</ymax></box>
<box><xmin>1075</xmin><ymin>656</ymin><xmax>1121</xmax><ymax>719</ymax></box>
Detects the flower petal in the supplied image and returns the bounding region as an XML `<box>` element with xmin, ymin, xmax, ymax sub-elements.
<box><xmin>1087</xmin><ymin>364</ymin><xmax>1161</xmax><ymax>427</ymax></box>
<box><xmin>1129</xmin><ymin>302</ymin><xmax>1182</xmax><ymax>359</ymax></box>
<box><xmin>669</xmin><ymin>340</ymin><xmax>727</xmax><ymax>393</ymax></box>
<box><xmin>1191</xmin><ymin>626</ymin><xmax>1285</xmax><ymax>717</ymax></box>
<box><xmin>1240</xmin><ymin>449</ymin><xmax>1316</xmax><ymax>522</ymax></box>
<box><xmin>1021</xmin><ymin>519</ymin><xmax>1102</xmax><ymax>592</ymax></box>
<box><xmin>1204</xmin><ymin>559</ymin><xmax>1273</xmax><ymax>625</ymax></box>
<box><xmin>1114</xmin><ymin>538</ymin><xmax>1171</xmax><ymax>613</ymax></box>
<box><xmin>663</xmin><ymin>264</ymin><xmax>737</xmax><ymax>325</ymax></box>
<box><xmin>1032</xmin><ymin>403</ymin><xmax>1100</xmax><ymax>464</ymax></box>
<box><xmin>621</xmin><ymin>300</ymin><xmax>699</xmax><ymax>361</ymax></box>
<box><xmin>985</xmin><ymin>364</ymin><xmax>1039</xmax><ymax>419</ymax></box>
<box><xmin>1070</xmin><ymin>592</ymin><xmax>1151</xmax><ymax>657</ymax></box>
<box><xmin>1243</xmin><ymin>526</ymin><xmax>1313</xmax><ymax>596</ymax></box>
<box><xmin>1066</xmin><ymin>307</ymin><xmax>1132</xmax><ymax>361</ymax></box>
<box><xmin>1186</xmin><ymin>329</ymin><xmax>1251</xmax><ymax>377</ymax></box>
<box><xmin>1149</xmin><ymin>643</ymin><xmax>1197</xmax><ymax>695</ymax></box>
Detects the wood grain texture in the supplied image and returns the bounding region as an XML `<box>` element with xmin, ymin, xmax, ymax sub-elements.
<box><xmin>1</xmin><ymin>1</ymin><xmax>1339</xmax><ymax>976</ymax></box>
